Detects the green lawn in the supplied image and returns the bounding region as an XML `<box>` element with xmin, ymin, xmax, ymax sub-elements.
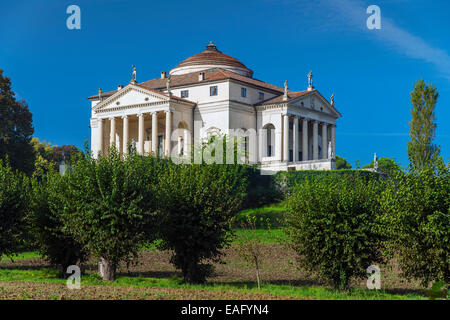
<box><xmin>0</xmin><ymin>267</ymin><xmax>425</xmax><ymax>300</ymax></box>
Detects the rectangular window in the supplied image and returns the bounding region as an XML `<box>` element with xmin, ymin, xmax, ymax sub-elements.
<box><xmin>210</xmin><ymin>86</ymin><xmax>218</xmax><ymax>96</ymax></box>
<box><xmin>241</xmin><ymin>87</ymin><xmax>247</xmax><ymax>98</ymax></box>
<box><xmin>259</xmin><ymin>92</ymin><xmax>264</xmax><ymax>100</ymax></box>
<box><xmin>181</xmin><ymin>90</ymin><xmax>189</xmax><ymax>98</ymax></box>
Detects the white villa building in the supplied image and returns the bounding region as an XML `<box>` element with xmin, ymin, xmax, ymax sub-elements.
<box><xmin>89</xmin><ymin>43</ymin><xmax>341</xmax><ymax>171</ymax></box>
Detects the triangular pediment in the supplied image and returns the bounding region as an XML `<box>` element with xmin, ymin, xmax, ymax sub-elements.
<box><xmin>93</xmin><ymin>84</ymin><xmax>169</xmax><ymax>112</ymax></box>
<box><xmin>289</xmin><ymin>91</ymin><xmax>341</xmax><ymax>118</ymax></box>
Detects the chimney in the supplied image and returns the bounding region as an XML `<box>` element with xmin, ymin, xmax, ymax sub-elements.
<box><xmin>199</xmin><ymin>72</ymin><xmax>206</xmax><ymax>81</ymax></box>
<box><xmin>117</xmin><ymin>85</ymin><xmax>123</xmax><ymax>91</ymax></box>
<box><xmin>161</xmin><ymin>71</ymin><xmax>167</xmax><ymax>79</ymax></box>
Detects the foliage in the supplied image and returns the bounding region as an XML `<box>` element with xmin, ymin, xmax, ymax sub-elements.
<box><xmin>27</xmin><ymin>170</ymin><xmax>87</xmax><ymax>276</ymax></box>
<box><xmin>285</xmin><ymin>173</ymin><xmax>385</xmax><ymax>291</ymax></box>
<box><xmin>157</xmin><ymin>163</ymin><xmax>247</xmax><ymax>283</ymax></box>
<box><xmin>234</xmin><ymin>203</ymin><xmax>286</xmax><ymax>228</ymax></box>
<box><xmin>56</xmin><ymin>147</ymin><xmax>161</xmax><ymax>281</ymax></box>
<box><xmin>335</xmin><ymin>155</ymin><xmax>352</xmax><ymax>170</ymax></box>
<box><xmin>0</xmin><ymin>158</ymin><xmax>29</xmax><ymax>259</ymax></box>
<box><xmin>380</xmin><ymin>158</ymin><xmax>449</xmax><ymax>286</ymax></box>
<box><xmin>362</xmin><ymin>157</ymin><xmax>401</xmax><ymax>176</ymax></box>
<box><xmin>0</xmin><ymin>69</ymin><xmax>34</xmax><ymax>175</ymax></box>
<box><xmin>274</xmin><ymin>169</ymin><xmax>379</xmax><ymax>196</ymax></box>
<box><xmin>31</xmin><ymin>138</ymin><xmax>82</xmax><ymax>177</ymax></box>
<box><xmin>407</xmin><ymin>79</ymin><xmax>440</xmax><ymax>172</ymax></box>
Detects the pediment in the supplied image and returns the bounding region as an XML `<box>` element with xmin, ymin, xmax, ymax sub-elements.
<box><xmin>289</xmin><ymin>91</ymin><xmax>341</xmax><ymax>118</ymax></box>
<box><xmin>93</xmin><ymin>84</ymin><xmax>169</xmax><ymax>112</ymax></box>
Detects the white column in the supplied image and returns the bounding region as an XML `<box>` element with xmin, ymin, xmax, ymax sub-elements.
<box><xmin>293</xmin><ymin>116</ymin><xmax>298</xmax><ymax>162</ymax></box>
<box><xmin>302</xmin><ymin>118</ymin><xmax>308</xmax><ymax>161</ymax></box>
<box><xmin>184</xmin><ymin>128</ymin><xmax>191</xmax><ymax>157</ymax></box>
<box><xmin>165</xmin><ymin>111</ymin><xmax>172</xmax><ymax>157</ymax></box>
<box><xmin>331</xmin><ymin>124</ymin><xmax>336</xmax><ymax>157</ymax></box>
<box><xmin>283</xmin><ymin>114</ymin><xmax>289</xmax><ymax>162</ymax></box>
<box><xmin>313</xmin><ymin>120</ymin><xmax>319</xmax><ymax>160</ymax></box>
<box><xmin>109</xmin><ymin>117</ymin><xmax>116</xmax><ymax>147</ymax></box>
<box><xmin>151</xmin><ymin>112</ymin><xmax>158</xmax><ymax>155</ymax></box>
<box><xmin>322</xmin><ymin>122</ymin><xmax>328</xmax><ymax>159</ymax></box>
<box><xmin>122</xmin><ymin>115</ymin><xmax>129</xmax><ymax>155</ymax></box>
<box><xmin>138</xmin><ymin>113</ymin><xmax>145</xmax><ymax>155</ymax></box>
<box><xmin>97</xmin><ymin>118</ymin><xmax>104</xmax><ymax>155</ymax></box>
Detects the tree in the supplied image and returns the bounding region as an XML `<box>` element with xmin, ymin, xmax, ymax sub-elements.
<box><xmin>31</xmin><ymin>138</ymin><xmax>82</xmax><ymax>176</ymax></box>
<box><xmin>0</xmin><ymin>158</ymin><xmax>29</xmax><ymax>259</ymax></box>
<box><xmin>28</xmin><ymin>171</ymin><xmax>87</xmax><ymax>277</ymax></box>
<box><xmin>407</xmin><ymin>79</ymin><xmax>440</xmax><ymax>172</ymax></box>
<box><xmin>0</xmin><ymin>70</ymin><xmax>34</xmax><ymax>175</ymax></box>
<box><xmin>285</xmin><ymin>174</ymin><xmax>385</xmax><ymax>291</ymax></box>
<box><xmin>57</xmin><ymin>148</ymin><xmax>160</xmax><ymax>281</ymax></box>
<box><xmin>157</xmin><ymin>163</ymin><xmax>247</xmax><ymax>283</ymax></box>
<box><xmin>362</xmin><ymin>157</ymin><xmax>401</xmax><ymax>176</ymax></box>
<box><xmin>335</xmin><ymin>155</ymin><xmax>352</xmax><ymax>170</ymax></box>
<box><xmin>380</xmin><ymin>158</ymin><xmax>449</xmax><ymax>286</ymax></box>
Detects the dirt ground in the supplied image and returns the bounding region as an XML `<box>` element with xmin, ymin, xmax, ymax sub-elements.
<box><xmin>0</xmin><ymin>243</ymin><xmax>424</xmax><ymax>299</ymax></box>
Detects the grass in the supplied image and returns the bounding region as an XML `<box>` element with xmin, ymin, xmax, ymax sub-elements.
<box><xmin>234</xmin><ymin>202</ymin><xmax>287</xmax><ymax>228</ymax></box>
<box><xmin>0</xmin><ymin>267</ymin><xmax>425</xmax><ymax>300</ymax></box>
<box><xmin>1</xmin><ymin>251</ymin><xmax>41</xmax><ymax>261</ymax></box>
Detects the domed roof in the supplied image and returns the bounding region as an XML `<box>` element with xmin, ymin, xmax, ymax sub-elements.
<box><xmin>170</xmin><ymin>42</ymin><xmax>253</xmax><ymax>77</ymax></box>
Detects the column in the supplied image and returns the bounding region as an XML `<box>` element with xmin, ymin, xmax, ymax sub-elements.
<box><xmin>283</xmin><ymin>114</ymin><xmax>289</xmax><ymax>162</ymax></box>
<box><xmin>331</xmin><ymin>124</ymin><xmax>336</xmax><ymax>157</ymax></box>
<box><xmin>97</xmin><ymin>118</ymin><xmax>104</xmax><ymax>155</ymax></box>
<box><xmin>165</xmin><ymin>111</ymin><xmax>172</xmax><ymax>157</ymax></box>
<box><xmin>293</xmin><ymin>116</ymin><xmax>298</xmax><ymax>162</ymax></box>
<box><xmin>313</xmin><ymin>120</ymin><xmax>319</xmax><ymax>160</ymax></box>
<box><xmin>302</xmin><ymin>118</ymin><xmax>308</xmax><ymax>161</ymax></box>
<box><xmin>138</xmin><ymin>113</ymin><xmax>145</xmax><ymax>155</ymax></box>
<box><xmin>109</xmin><ymin>117</ymin><xmax>116</xmax><ymax>147</ymax></box>
<box><xmin>322</xmin><ymin>122</ymin><xmax>328</xmax><ymax>159</ymax></box>
<box><xmin>151</xmin><ymin>112</ymin><xmax>158</xmax><ymax>155</ymax></box>
<box><xmin>122</xmin><ymin>115</ymin><xmax>129</xmax><ymax>155</ymax></box>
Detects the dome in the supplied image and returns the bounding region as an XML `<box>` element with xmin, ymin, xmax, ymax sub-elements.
<box><xmin>169</xmin><ymin>42</ymin><xmax>253</xmax><ymax>77</ymax></box>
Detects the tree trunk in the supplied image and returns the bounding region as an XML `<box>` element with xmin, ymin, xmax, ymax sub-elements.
<box><xmin>255</xmin><ymin>259</ymin><xmax>261</xmax><ymax>290</ymax></box>
<box><xmin>98</xmin><ymin>257</ymin><xmax>116</xmax><ymax>281</ymax></box>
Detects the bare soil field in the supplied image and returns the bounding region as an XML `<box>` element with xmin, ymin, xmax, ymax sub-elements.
<box><xmin>0</xmin><ymin>243</ymin><xmax>424</xmax><ymax>300</ymax></box>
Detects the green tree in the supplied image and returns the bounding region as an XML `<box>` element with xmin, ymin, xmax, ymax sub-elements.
<box><xmin>157</xmin><ymin>163</ymin><xmax>247</xmax><ymax>283</ymax></box>
<box><xmin>28</xmin><ymin>171</ymin><xmax>87</xmax><ymax>277</ymax></box>
<box><xmin>285</xmin><ymin>174</ymin><xmax>385</xmax><ymax>291</ymax></box>
<box><xmin>57</xmin><ymin>148</ymin><xmax>160</xmax><ymax>281</ymax></box>
<box><xmin>0</xmin><ymin>158</ymin><xmax>29</xmax><ymax>259</ymax></box>
<box><xmin>0</xmin><ymin>70</ymin><xmax>34</xmax><ymax>175</ymax></box>
<box><xmin>380</xmin><ymin>158</ymin><xmax>449</xmax><ymax>286</ymax></box>
<box><xmin>362</xmin><ymin>157</ymin><xmax>401</xmax><ymax>176</ymax></box>
<box><xmin>407</xmin><ymin>79</ymin><xmax>440</xmax><ymax>172</ymax></box>
<box><xmin>335</xmin><ymin>155</ymin><xmax>352</xmax><ymax>170</ymax></box>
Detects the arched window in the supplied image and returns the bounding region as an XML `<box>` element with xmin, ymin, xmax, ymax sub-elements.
<box><xmin>263</xmin><ymin>123</ymin><xmax>275</xmax><ymax>157</ymax></box>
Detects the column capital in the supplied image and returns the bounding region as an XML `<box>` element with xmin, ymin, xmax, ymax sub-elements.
<box><xmin>137</xmin><ymin>113</ymin><xmax>145</xmax><ymax>118</ymax></box>
<box><xmin>121</xmin><ymin>115</ymin><xmax>128</xmax><ymax>119</ymax></box>
<box><xmin>109</xmin><ymin>116</ymin><xmax>115</xmax><ymax>120</ymax></box>
<box><xmin>164</xmin><ymin>110</ymin><xmax>173</xmax><ymax>114</ymax></box>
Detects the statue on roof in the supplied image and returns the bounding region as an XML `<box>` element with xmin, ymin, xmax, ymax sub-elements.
<box><xmin>166</xmin><ymin>76</ymin><xmax>172</xmax><ymax>96</ymax></box>
<box><xmin>131</xmin><ymin>65</ymin><xmax>137</xmax><ymax>84</ymax></box>
<box><xmin>307</xmin><ymin>70</ymin><xmax>314</xmax><ymax>89</ymax></box>
<box><xmin>373</xmin><ymin>153</ymin><xmax>378</xmax><ymax>172</ymax></box>
<box><xmin>330</xmin><ymin>93</ymin><xmax>335</xmax><ymax>107</ymax></box>
<box><xmin>283</xmin><ymin>80</ymin><xmax>288</xmax><ymax>100</ymax></box>
<box><xmin>98</xmin><ymin>88</ymin><xmax>103</xmax><ymax>100</ymax></box>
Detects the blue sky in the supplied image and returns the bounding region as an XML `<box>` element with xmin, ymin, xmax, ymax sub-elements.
<box><xmin>1</xmin><ymin>0</ymin><xmax>449</xmax><ymax>168</ymax></box>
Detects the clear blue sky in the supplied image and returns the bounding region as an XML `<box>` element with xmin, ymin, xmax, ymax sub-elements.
<box><xmin>1</xmin><ymin>0</ymin><xmax>449</xmax><ymax>168</ymax></box>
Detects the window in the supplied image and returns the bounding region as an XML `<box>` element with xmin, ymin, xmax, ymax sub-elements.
<box><xmin>179</xmin><ymin>137</ymin><xmax>184</xmax><ymax>156</ymax></box>
<box><xmin>241</xmin><ymin>87</ymin><xmax>247</xmax><ymax>98</ymax></box>
<box><xmin>210</xmin><ymin>86</ymin><xmax>218</xmax><ymax>96</ymax></box>
<box><xmin>181</xmin><ymin>90</ymin><xmax>189</xmax><ymax>98</ymax></box>
<box><xmin>259</xmin><ymin>92</ymin><xmax>264</xmax><ymax>101</ymax></box>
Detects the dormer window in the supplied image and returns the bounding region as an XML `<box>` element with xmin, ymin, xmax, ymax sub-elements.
<box><xmin>181</xmin><ymin>90</ymin><xmax>189</xmax><ymax>98</ymax></box>
<box><xmin>241</xmin><ymin>87</ymin><xmax>247</xmax><ymax>98</ymax></box>
<box><xmin>259</xmin><ymin>92</ymin><xmax>264</xmax><ymax>100</ymax></box>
